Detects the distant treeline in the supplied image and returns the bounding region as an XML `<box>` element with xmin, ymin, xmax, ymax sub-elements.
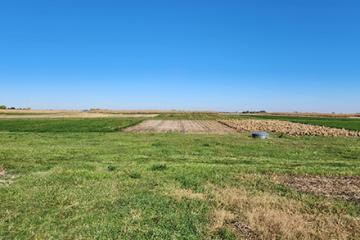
<box><xmin>241</xmin><ymin>110</ymin><xmax>267</xmax><ymax>114</ymax></box>
<box><xmin>0</xmin><ymin>105</ymin><xmax>31</xmax><ymax>110</ymax></box>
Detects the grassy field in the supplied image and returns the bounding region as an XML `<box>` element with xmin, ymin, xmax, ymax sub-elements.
<box><xmin>1</xmin><ymin>117</ymin><xmax>360</xmax><ymax>239</ymax></box>
<box><xmin>0</xmin><ymin>118</ymin><xmax>142</xmax><ymax>132</ymax></box>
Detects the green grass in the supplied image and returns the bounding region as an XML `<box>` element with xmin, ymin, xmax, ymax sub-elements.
<box><xmin>1</xmin><ymin>117</ymin><xmax>360</xmax><ymax>239</ymax></box>
<box><xmin>0</xmin><ymin>118</ymin><xmax>142</xmax><ymax>132</ymax></box>
<box><xmin>253</xmin><ymin>115</ymin><xmax>360</xmax><ymax>131</ymax></box>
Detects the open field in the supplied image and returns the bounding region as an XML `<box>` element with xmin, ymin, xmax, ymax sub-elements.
<box><xmin>240</xmin><ymin>112</ymin><xmax>360</xmax><ymax>118</ymax></box>
<box><xmin>0</xmin><ymin>118</ymin><xmax>142</xmax><ymax>132</ymax></box>
<box><xmin>124</xmin><ymin>120</ymin><xmax>237</xmax><ymax>134</ymax></box>
<box><xmin>1</xmin><ymin>114</ymin><xmax>360</xmax><ymax>239</ymax></box>
<box><xmin>252</xmin><ymin>115</ymin><xmax>360</xmax><ymax>131</ymax></box>
<box><xmin>153</xmin><ymin>112</ymin><xmax>360</xmax><ymax>132</ymax></box>
<box><xmin>0</xmin><ymin>113</ymin><xmax>158</xmax><ymax>119</ymax></box>
<box><xmin>2</xmin><ymin>110</ymin><xmax>360</xmax><ymax>131</ymax></box>
<box><xmin>220</xmin><ymin>119</ymin><xmax>360</xmax><ymax>137</ymax></box>
<box><xmin>0</xmin><ymin>110</ymin><xmax>158</xmax><ymax>119</ymax></box>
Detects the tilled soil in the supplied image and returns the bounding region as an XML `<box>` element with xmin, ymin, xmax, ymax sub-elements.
<box><xmin>123</xmin><ymin>120</ymin><xmax>237</xmax><ymax>134</ymax></box>
<box><xmin>219</xmin><ymin>119</ymin><xmax>360</xmax><ymax>137</ymax></box>
<box><xmin>276</xmin><ymin>175</ymin><xmax>360</xmax><ymax>204</ymax></box>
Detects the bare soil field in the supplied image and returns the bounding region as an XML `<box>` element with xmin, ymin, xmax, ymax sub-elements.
<box><xmin>219</xmin><ymin>119</ymin><xmax>360</xmax><ymax>137</ymax></box>
<box><xmin>275</xmin><ymin>175</ymin><xmax>360</xmax><ymax>204</ymax></box>
<box><xmin>123</xmin><ymin>120</ymin><xmax>237</xmax><ymax>134</ymax></box>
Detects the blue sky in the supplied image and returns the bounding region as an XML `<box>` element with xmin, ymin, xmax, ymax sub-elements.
<box><xmin>1</xmin><ymin>0</ymin><xmax>359</xmax><ymax>112</ymax></box>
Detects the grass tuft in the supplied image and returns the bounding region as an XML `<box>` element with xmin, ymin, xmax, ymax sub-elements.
<box><xmin>107</xmin><ymin>165</ymin><xmax>116</xmax><ymax>171</ymax></box>
<box><xmin>128</xmin><ymin>172</ymin><xmax>141</xmax><ymax>179</ymax></box>
<box><xmin>150</xmin><ymin>163</ymin><xmax>168</xmax><ymax>171</ymax></box>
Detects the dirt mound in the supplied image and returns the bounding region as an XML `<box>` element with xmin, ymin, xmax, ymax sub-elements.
<box><xmin>219</xmin><ymin>119</ymin><xmax>360</xmax><ymax>137</ymax></box>
<box><xmin>123</xmin><ymin>120</ymin><xmax>236</xmax><ymax>134</ymax></box>
<box><xmin>276</xmin><ymin>175</ymin><xmax>360</xmax><ymax>203</ymax></box>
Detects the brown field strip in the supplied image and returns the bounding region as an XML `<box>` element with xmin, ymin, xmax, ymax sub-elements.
<box><xmin>219</xmin><ymin>119</ymin><xmax>360</xmax><ymax>137</ymax></box>
<box><xmin>275</xmin><ymin>175</ymin><xmax>360</xmax><ymax>204</ymax></box>
<box><xmin>123</xmin><ymin>120</ymin><xmax>237</xmax><ymax>134</ymax></box>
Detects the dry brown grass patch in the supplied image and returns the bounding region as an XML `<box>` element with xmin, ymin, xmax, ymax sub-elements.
<box><xmin>208</xmin><ymin>185</ymin><xmax>360</xmax><ymax>239</ymax></box>
<box><xmin>130</xmin><ymin>209</ymin><xmax>142</xmax><ymax>221</ymax></box>
<box><xmin>275</xmin><ymin>175</ymin><xmax>360</xmax><ymax>204</ymax></box>
<box><xmin>212</xmin><ymin>209</ymin><xmax>235</xmax><ymax>230</ymax></box>
<box><xmin>0</xmin><ymin>165</ymin><xmax>5</xmax><ymax>177</ymax></box>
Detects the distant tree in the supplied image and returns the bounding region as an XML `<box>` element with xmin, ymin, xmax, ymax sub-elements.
<box><xmin>0</xmin><ymin>105</ymin><xmax>6</xmax><ymax>109</ymax></box>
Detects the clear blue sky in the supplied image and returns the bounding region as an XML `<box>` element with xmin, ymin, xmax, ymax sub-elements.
<box><xmin>1</xmin><ymin>0</ymin><xmax>359</xmax><ymax>112</ymax></box>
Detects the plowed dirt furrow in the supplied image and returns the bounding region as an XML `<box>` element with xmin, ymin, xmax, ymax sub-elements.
<box><xmin>123</xmin><ymin>120</ymin><xmax>236</xmax><ymax>134</ymax></box>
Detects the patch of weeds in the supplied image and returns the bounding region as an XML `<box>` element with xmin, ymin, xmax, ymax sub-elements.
<box><xmin>202</xmin><ymin>143</ymin><xmax>211</xmax><ymax>147</ymax></box>
<box><xmin>151</xmin><ymin>142</ymin><xmax>163</xmax><ymax>147</ymax></box>
<box><xmin>128</xmin><ymin>172</ymin><xmax>141</xmax><ymax>179</ymax></box>
<box><xmin>108</xmin><ymin>126</ymin><xmax>120</xmax><ymax>131</ymax></box>
<box><xmin>107</xmin><ymin>165</ymin><xmax>116</xmax><ymax>172</ymax></box>
<box><xmin>175</xmin><ymin>175</ymin><xmax>202</xmax><ymax>190</ymax></box>
<box><xmin>214</xmin><ymin>227</ymin><xmax>237</xmax><ymax>240</ymax></box>
<box><xmin>151</xmin><ymin>163</ymin><xmax>167</xmax><ymax>171</ymax></box>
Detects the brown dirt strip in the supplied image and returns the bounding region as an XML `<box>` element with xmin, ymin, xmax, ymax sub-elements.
<box><xmin>123</xmin><ymin>120</ymin><xmax>237</xmax><ymax>134</ymax></box>
<box><xmin>219</xmin><ymin>119</ymin><xmax>360</xmax><ymax>137</ymax></box>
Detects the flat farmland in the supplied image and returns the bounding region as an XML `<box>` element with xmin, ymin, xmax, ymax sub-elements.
<box><xmin>252</xmin><ymin>115</ymin><xmax>360</xmax><ymax>131</ymax></box>
<box><xmin>0</xmin><ymin>110</ymin><xmax>158</xmax><ymax>119</ymax></box>
<box><xmin>220</xmin><ymin>119</ymin><xmax>360</xmax><ymax>137</ymax></box>
<box><xmin>123</xmin><ymin>120</ymin><xmax>237</xmax><ymax>134</ymax></box>
<box><xmin>1</xmin><ymin>115</ymin><xmax>360</xmax><ymax>239</ymax></box>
